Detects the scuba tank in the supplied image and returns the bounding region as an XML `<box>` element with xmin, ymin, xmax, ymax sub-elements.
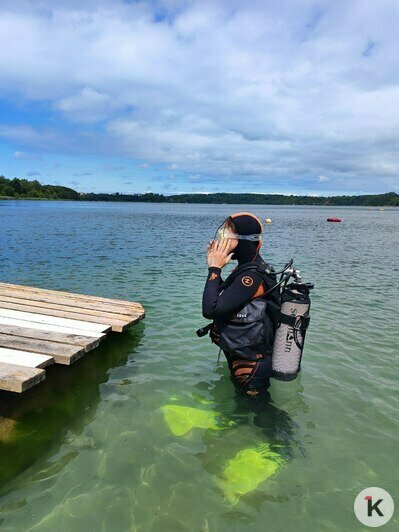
<box><xmin>271</xmin><ymin>263</ymin><xmax>314</xmax><ymax>381</ymax></box>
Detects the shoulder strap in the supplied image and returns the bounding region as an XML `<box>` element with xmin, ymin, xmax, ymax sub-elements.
<box><xmin>222</xmin><ymin>260</ymin><xmax>274</xmax><ymax>291</ymax></box>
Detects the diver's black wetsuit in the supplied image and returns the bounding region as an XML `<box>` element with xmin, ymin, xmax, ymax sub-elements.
<box><xmin>202</xmin><ymin>255</ymin><xmax>278</xmax><ymax>393</ymax></box>
<box><xmin>202</xmin><ymin>214</ymin><xmax>279</xmax><ymax>395</ymax></box>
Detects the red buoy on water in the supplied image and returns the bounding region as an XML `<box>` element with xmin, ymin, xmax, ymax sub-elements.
<box><xmin>327</xmin><ymin>217</ymin><xmax>342</xmax><ymax>222</ymax></box>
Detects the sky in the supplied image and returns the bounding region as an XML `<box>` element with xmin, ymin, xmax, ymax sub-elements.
<box><xmin>1</xmin><ymin>0</ymin><xmax>399</xmax><ymax>196</ymax></box>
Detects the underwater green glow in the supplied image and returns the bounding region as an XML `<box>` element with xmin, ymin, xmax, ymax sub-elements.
<box><xmin>161</xmin><ymin>404</ymin><xmax>231</xmax><ymax>436</ymax></box>
<box><xmin>217</xmin><ymin>443</ymin><xmax>285</xmax><ymax>504</ymax></box>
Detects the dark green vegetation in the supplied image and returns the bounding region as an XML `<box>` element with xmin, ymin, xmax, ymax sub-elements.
<box><xmin>81</xmin><ymin>191</ymin><xmax>399</xmax><ymax>206</ymax></box>
<box><xmin>0</xmin><ymin>175</ymin><xmax>79</xmax><ymax>200</ymax></box>
<box><xmin>1</xmin><ymin>175</ymin><xmax>398</xmax><ymax>205</ymax></box>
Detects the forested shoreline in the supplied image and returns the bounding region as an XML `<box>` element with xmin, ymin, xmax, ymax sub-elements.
<box><xmin>0</xmin><ymin>176</ymin><xmax>79</xmax><ymax>200</ymax></box>
<box><xmin>1</xmin><ymin>175</ymin><xmax>398</xmax><ymax>206</ymax></box>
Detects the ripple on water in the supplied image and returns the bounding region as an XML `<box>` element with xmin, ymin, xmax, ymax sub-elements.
<box><xmin>0</xmin><ymin>202</ymin><xmax>398</xmax><ymax>531</ymax></box>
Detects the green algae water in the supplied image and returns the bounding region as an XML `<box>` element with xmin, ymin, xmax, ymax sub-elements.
<box><xmin>0</xmin><ymin>200</ymin><xmax>398</xmax><ymax>531</ymax></box>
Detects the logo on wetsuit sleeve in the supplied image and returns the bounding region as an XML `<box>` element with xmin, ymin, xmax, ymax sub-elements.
<box><xmin>242</xmin><ymin>276</ymin><xmax>254</xmax><ymax>287</ymax></box>
<box><xmin>209</xmin><ymin>272</ymin><xmax>218</xmax><ymax>281</ymax></box>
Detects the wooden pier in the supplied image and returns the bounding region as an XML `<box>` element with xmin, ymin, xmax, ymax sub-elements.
<box><xmin>0</xmin><ymin>282</ymin><xmax>145</xmax><ymax>393</ymax></box>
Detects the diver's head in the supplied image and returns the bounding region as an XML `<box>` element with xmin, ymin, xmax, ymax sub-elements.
<box><xmin>218</xmin><ymin>212</ymin><xmax>263</xmax><ymax>264</ymax></box>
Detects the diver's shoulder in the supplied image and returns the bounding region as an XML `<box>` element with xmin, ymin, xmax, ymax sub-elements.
<box><xmin>233</xmin><ymin>268</ymin><xmax>263</xmax><ymax>289</ymax></box>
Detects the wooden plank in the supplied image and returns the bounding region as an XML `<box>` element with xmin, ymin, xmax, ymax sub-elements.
<box><xmin>113</xmin><ymin>312</ymin><xmax>145</xmax><ymax>332</ymax></box>
<box><xmin>0</xmin><ymin>316</ymin><xmax>104</xmax><ymax>338</ymax></box>
<box><xmin>0</xmin><ymin>288</ymin><xmax>142</xmax><ymax>315</ymax></box>
<box><xmin>0</xmin><ymin>324</ymin><xmax>105</xmax><ymax>350</ymax></box>
<box><xmin>0</xmin><ymin>334</ymin><xmax>85</xmax><ymax>365</ymax></box>
<box><xmin>0</xmin><ymin>303</ymin><xmax>131</xmax><ymax>330</ymax></box>
<box><xmin>0</xmin><ymin>282</ymin><xmax>142</xmax><ymax>310</ymax></box>
<box><xmin>0</xmin><ymin>347</ymin><xmax>53</xmax><ymax>368</ymax></box>
<box><xmin>0</xmin><ymin>308</ymin><xmax>109</xmax><ymax>333</ymax></box>
<box><xmin>0</xmin><ymin>284</ymin><xmax>143</xmax><ymax>312</ymax></box>
<box><xmin>0</xmin><ymin>295</ymin><xmax>140</xmax><ymax>322</ymax></box>
<box><xmin>0</xmin><ymin>283</ymin><xmax>145</xmax><ymax>392</ymax></box>
<box><xmin>0</xmin><ymin>361</ymin><xmax>45</xmax><ymax>393</ymax></box>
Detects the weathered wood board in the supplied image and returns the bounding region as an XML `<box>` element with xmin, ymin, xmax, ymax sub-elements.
<box><xmin>0</xmin><ymin>334</ymin><xmax>85</xmax><ymax>365</ymax></box>
<box><xmin>0</xmin><ymin>308</ymin><xmax>110</xmax><ymax>333</ymax></box>
<box><xmin>0</xmin><ymin>283</ymin><xmax>143</xmax><ymax>309</ymax></box>
<box><xmin>0</xmin><ymin>282</ymin><xmax>145</xmax><ymax>392</ymax></box>
<box><xmin>0</xmin><ymin>316</ymin><xmax>105</xmax><ymax>337</ymax></box>
<box><xmin>0</xmin><ymin>361</ymin><xmax>45</xmax><ymax>393</ymax></box>
<box><xmin>0</xmin><ymin>347</ymin><xmax>53</xmax><ymax>369</ymax></box>
<box><xmin>0</xmin><ymin>287</ymin><xmax>142</xmax><ymax>313</ymax></box>
<box><xmin>0</xmin><ymin>324</ymin><xmax>105</xmax><ymax>349</ymax></box>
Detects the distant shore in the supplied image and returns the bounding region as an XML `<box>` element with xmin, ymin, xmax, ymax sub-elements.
<box><xmin>0</xmin><ymin>196</ymin><xmax>61</xmax><ymax>201</ymax></box>
<box><xmin>1</xmin><ymin>176</ymin><xmax>398</xmax><ymax>206</ymax></box>
<box><xmin>1</xmin><ymin>196</ymin><xmax>397</xmax><ymax>208</ymax></box>
<box><xmin>1</xmin><ymin>194</ymin><xmax>398</xmax><ymax>207</ymax></box>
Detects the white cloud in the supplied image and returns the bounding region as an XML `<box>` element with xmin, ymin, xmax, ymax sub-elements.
<box><xmin>55</xmin><ymin>87</ymin><xmax>124</xmax><ymax>122</ymax></box>
<box><xmin>2</xmin><ymin>126</ymin><xmax>59</xmax><ymax>150</ymax></box>
<box><xmin>0</xmin><ymin>0</ymin><xmax>398</xmax><ymax>192</ymax></box>
<box><xmin>14</xmin><ymin>150</ymin><xmax>41</xmax><ymax>160</ymax></box>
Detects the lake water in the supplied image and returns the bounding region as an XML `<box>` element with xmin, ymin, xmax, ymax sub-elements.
<box><xmin>0</xmin><ymin>201</ymin><xmax>398</xmax><ymax>531</ymax></box>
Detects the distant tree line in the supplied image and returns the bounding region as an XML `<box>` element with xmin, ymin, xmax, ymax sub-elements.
<box><xmin>0</xmin><ymin>175</ymin><xmax>79</xmax><ymax>200</ymax></box>
<box><xmin>81</xmin><ymin>191</ymin><xmax>399</xmax><ymax>206</ymax></box>
<box><xmin>1</xmin><ymin>175</ymin><xmax>398</xmax><ymax>206</ymax></box>
<box><xmin>81</xmin><ymin>192</ymin><xmax>167</xmax><ymax>203</ymax></box>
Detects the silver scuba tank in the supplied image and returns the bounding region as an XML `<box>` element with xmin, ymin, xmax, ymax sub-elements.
<box><xmin>272</xmin><ymin>280</ymin><xmax>312</xmax><ymax>381</ymax></box>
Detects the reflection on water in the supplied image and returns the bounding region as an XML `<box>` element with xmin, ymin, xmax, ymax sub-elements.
<box><xmin>0</xmin><ymin>324</ymin><xmax>144</xmax><ymax>489</ymax></box>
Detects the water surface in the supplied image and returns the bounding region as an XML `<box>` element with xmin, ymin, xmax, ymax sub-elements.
<box><xmin>0</xmin><ymin>201</ymin><xmax>398</xmax><ymax>531</ymax></box>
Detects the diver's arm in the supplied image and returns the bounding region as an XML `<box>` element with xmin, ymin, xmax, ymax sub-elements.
<box><xmin>202</xmin><ymin>267</ymin><xmax>223</xmax><ymax>319</ymax></box>
<box><xmin>202</xmin><ymin>270</ymin><xmax>262</xmax><ymax>319</ymax></box>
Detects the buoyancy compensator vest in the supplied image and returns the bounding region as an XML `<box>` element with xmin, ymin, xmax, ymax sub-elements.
<box><xmin>197</xmin><ymin>261</ymin><xmax>281</xmax><ymax>361</ymax></box>
<box><xmin>197</xmin><ymin>259</ymin><xmax>314</xmax><ymax>380</ymax></box>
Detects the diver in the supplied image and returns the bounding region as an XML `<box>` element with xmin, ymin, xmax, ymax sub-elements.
<box><xmin>201</xmin><ymin>212</ymin><xmax>281</xmax><ymax>397</ymax></box>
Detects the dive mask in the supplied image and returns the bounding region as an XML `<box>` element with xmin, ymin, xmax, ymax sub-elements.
<box><xmin>217</xmin><ymin>228</ymin><xmax>262</xmax><ymax>242</ymax></box>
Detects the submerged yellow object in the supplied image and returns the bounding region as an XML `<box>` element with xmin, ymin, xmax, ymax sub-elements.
<box><xmin>161</xmin><ymin>404</ymin><xmax>228</xmax><ymax>436</ymax></box>
<box><xmin>217</xmin><ymin>443</ymin><xmax>285</xmax><ymax>504</ymax></box>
